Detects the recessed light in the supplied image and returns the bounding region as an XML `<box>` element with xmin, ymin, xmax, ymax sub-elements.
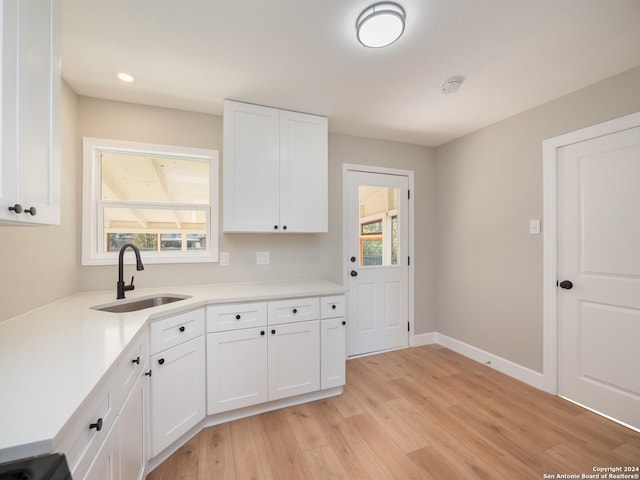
<box><xmin>117</xmin><ymin>72</ymin><xmax>135</xmax><ymax>83</ymax></box>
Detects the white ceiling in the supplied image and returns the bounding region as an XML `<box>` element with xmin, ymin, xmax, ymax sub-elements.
<box><xmin>61</xmin><ymin>0</ymin><xmax>640</xmax><ymax>147</ymax></box>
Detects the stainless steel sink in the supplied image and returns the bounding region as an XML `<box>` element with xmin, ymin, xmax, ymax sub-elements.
<box><xmin>91</xmin><ymin>294</ymin><xmax>191</xmax><ymax>313</ymax></box>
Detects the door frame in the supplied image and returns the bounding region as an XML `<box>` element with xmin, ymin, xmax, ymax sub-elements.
<box><xmin>342</xmin><ymin>164</ymin><xmax>415</xmax><ymax>351</ymax></box>
<box><xmin>542</xmin><ymin>111</ymin><xmax>640</xmax><ymax>394</ymax></box>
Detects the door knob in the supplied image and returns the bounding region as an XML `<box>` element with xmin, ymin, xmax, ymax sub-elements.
<box><xmin>350</xmin><ymin>270</ymin><xmax>358</xmax><ymax>277</ymax></box>
<box><xmin>559</xmin><ymin>280</ymin><xmax>573</xmax><ymax>290</ymax></box>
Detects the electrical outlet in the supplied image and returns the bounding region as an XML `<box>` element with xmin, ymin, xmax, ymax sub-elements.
<box><xmin>256</xmin><ymin>251</ymin><xmax>270</xmax><ymax>265</ymax></box>
<box><xmin>219</xmin><ymin>252</ymin><xmax>229</xmax><ymax>266</ymax></box>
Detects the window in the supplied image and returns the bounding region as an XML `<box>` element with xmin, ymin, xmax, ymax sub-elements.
<box><xmin>358</xmin><ymin>185</ymin><xmax>399</xmax><ymax>267</ymax></box>
<box><xmin>82</xmin><ymin>138</ymin><xmax>219</xmax><ymax>265</ymax></box>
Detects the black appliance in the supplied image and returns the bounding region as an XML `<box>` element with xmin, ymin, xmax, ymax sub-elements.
<box><xmin>0</xmin><ymin>453</ymin><xmax>71</xmax><ymax>480</ymax></box>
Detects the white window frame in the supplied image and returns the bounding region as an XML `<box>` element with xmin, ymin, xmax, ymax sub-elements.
<box><xmin>82</xmin><ymin>137</ymin><xmax>219</xmax><ymax>265</ymax></box>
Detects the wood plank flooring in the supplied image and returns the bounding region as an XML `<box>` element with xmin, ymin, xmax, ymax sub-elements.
<box><xmin>147</xmin><ymin>345</ymin><xmax>640</xmax><ymax>480</ymax></box>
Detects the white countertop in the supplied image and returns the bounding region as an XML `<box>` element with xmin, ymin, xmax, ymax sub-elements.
<box><xmin>0</xmin><ymin>279</ymin><xmax>345</xmax><ymax>463</ymax></box>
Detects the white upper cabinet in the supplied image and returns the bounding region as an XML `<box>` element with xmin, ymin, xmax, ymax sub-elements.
<box><xmin>223</xmin><ymin>100</ymin><xmax>328</xmax><ymax>233</ymax></box>
<box><xmin>0</xmin><ymin>0</ymin><xmax>60</xmax><ymax>225</ymax></box>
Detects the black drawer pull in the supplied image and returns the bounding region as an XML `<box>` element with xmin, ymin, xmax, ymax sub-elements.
<box><xmin>260</xmin><ymin>330</ymin><xmax>265</xmax><ymax>336</ymax></box>
<box><xmin>179</xmin><ymin>326</ymin><xmax>185</xmax><ymax>332</ymax></box>
<box><xmin>331</xmin><ymin>304</ymin><xmax>337</xmax><ymax>310</ymax></box>
<box><xmin>158</xmin><ymin>358</ymin><xmax>165</xmax><ymax>365</ymax></box>
<box><xmin>342</xmin><ymin>320</ymin><xmax>346</xmax><ymax>326</ymax></box>
<box><xmin>132</xmin><ymin>356</ymin><xmax>140</xmax><ymax>365</ymax></box>
<box><xmin>271</xmin><ymin>329</ymin><xmax>276</xmax><ymax>335</ymax></box>
<box><xmin>292</xmin><ymin>308</ymin><xmax>298</xmax><ymax>314</ymax></box>
<box><xmin>89</xmin><ymin>418</ymin><xmax>103</xmax><ymax>431</ymax></box>
<box><xmin>235</xmin><ymin>314</ymin><xmax>241</xmax><ymax>320</ymax></box>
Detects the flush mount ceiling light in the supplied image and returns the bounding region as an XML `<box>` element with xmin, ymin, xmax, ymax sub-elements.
<box><xmin>356</xmin><ymin>2</ymin><xmax>406</xmax><ymax>48</ymax></box>
<box><xmin>117</xmin><ymin>72</ymin><xmax>135</xmax><ymax>83</ymax></box>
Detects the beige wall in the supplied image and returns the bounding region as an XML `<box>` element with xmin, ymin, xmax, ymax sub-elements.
<box><xmin>75</xmin><ymin>98</ymin><xmax>436</xmax><ymax>333</ymax></box>
<box><xmin>0</xmin><ymin>81</ymin><xmax>80</xmax><ymax>322</ymax></box>
<box><xmin>0</xmin><ymin>94</ymin><xmax>436</xmax><ymax>331</ymax></box>
<box><xmin>434</xmin><ymin>66</ymin><xmax>640</xmax><ymax>372</ymax></box>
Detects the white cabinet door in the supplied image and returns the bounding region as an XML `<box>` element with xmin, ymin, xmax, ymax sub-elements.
<box><xmin>150</xmin><ymin>336</ymin><xmax>205</xmax><ymax>457</ymax></box>
<box><xmin>321</xmin><ymin>318</ymin><xmax>346</xmax><ymax>389</ymax></box>
<box><xmin>207</xmin><ymin>328</ymin><xmax>268</xmax><ymax>414</ymax></box>
<box><xmin>82</xmin><ymin>419</ymin><xmax>120</xmax><ymax>480</ymax></box>
<box><xmin>222</xmin><ymin>100</ymin><xmax>327</xmax><ymax>233</ymax></box>
<box><xmin>223</xmin><ymin>100</ymin><xmax>280</xmax><ymax>232</ymax></box>
<box><xmin>119</xmin><ymin>370</ymin><xmax>148</xmax><ymax>480</ymax></box>
<box><xmin>279</xmin><ymin>110</ymin><xmax>328</xmax><ymax>232</ymax></box>
<box><xmin>268</xmin><ymin>320</ymin><xmax>320</xmax><ymax>400</ymax></box>
<box><xmin>0</xmin><ymin>0</ymin><xmax>60</xmax><ymax>225</ymax></box>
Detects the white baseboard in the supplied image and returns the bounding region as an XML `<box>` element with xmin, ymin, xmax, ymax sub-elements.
<box><xmin>411</xmin><ymin>331</ymin><xmax>438</xmax><ymax>346</ymax></box>
<box><xmin>434</xmin><ymin>333</ymin><xmax>546</xmax><ymax>390</ymax></box>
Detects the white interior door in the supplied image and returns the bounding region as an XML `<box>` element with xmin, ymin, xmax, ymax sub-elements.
<box><xmin>346</xmin><ymin>170</ymin><xmax>409</xmax><ymax>356</ymax></box>
<box><xmin>557</xmin><ymin>125</ymin><xmax>640</xmax><ymax>430</ymax></box>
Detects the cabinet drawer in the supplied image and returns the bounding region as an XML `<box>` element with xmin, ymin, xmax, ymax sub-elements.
<box><xmin>150</xmin><ymin>308</ymin><xmax>204</xmax><ymax>355</ymax></box>
<box><xmin>320</xmin><ymin>295</ymin><xmax>345</xmax><ymax>319</ymax></box>
<box><xmin>55</xmin><ymin>367</ymin><xmax>118</xmax><ymax>479</ymax></box>
<box><xmin>206</xmin><ymin>302</ymin><xmax>267</xmax><ymax>332</ymax></box>
<box><xmin>117</xmin><ymin>328</ymin><xmax>148</xmax><ymax>400</ymax></box>
<box><xmin>268</xmin><ymin>297</ymin><xmax>319</xmax><ymax>325</ymax></box>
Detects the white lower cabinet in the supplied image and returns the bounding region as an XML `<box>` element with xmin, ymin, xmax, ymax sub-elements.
<box><xmin>82</xmin><ymin>419</ymin><xmax>120</xmax><ymax>480</ymax></box>
<box><xmin>207</xmin><ymin>327</ymin><xmax>268</xmax><ymax>414</ymax></box>
<box><xmin>119</xmin><ymin>371</ymin><xmax>148</xmax><ymax>480</ymax></box>
<box><xmin>268</xmin><ymin>320</ymin><xmax>320</xmax><ymax>400</ymax></box>
<box><xmin>321</xmin><ymin>317</ymin><xmax>346</xmax><ymax>389</ymax></box>
<box><xmin>206</xmin><ymin>295</ymin><xmax>344</xmax><ymax>417</ymax></box>
<box><xmin>149</xmin><ymin>311</ymin><xmax>205</xmax><ymax>457</ymax></box>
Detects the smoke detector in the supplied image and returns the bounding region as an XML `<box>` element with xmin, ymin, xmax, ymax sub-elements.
<box><xmin>440</xmin><ymin>77</ymin><xmax>463</xmax><ymax>94</ymax></box>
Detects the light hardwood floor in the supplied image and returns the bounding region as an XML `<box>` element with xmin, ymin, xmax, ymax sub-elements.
<box><xmin>147</xmin><ymin>345</ymin><xmax>640</xmax><ymax>480</ymax></box>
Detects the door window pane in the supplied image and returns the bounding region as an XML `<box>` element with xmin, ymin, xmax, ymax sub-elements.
<box><xmin>358</xmin><ymin>186</ymin><xmax>399</xmax><ymax>267</ymax></box>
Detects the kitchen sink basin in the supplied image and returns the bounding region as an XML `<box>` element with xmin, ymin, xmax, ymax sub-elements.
<box><xmin>91</xmin><ymin>294</ymin><xmax>191</xmax><ymax>313</ymax></box>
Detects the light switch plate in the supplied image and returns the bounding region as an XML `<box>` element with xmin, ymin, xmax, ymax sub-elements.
<box><xmin>219</xmin><ymin>252</ymin><xmax>229</xmax><ymax>266</ymax></box>
<box><xmin>256</xmin><ymin>251</ymin><xmax>270</xmax><ymax>265</ymax></box>
<box><xmin>529</xmin><ymin>219</ymin><xmax>541</xmax><ymax>235</ymax></box>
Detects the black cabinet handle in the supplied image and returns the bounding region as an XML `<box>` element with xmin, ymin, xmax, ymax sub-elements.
<box><xmin>274</xmin><ymin>225</ymin><xmax>278</xmax><ymax>230</ymax></box>
<box><xmin>235</xmin><ymin>314</ymin><xmax>241</xmax><ymax>320</ymax></box>
<box><xmin>342</xmin><ymin>321</ymin><xmax>346</xmax><ymax>326</ymax></box>
<box><xmin>132</xmin><ymin>356</ymin><xmax>140</xmax><ymax>365</ymax></box>
<box><xmin>89</xmin><ymin>418</ymin><xmax>103</xmax><ymax>431</ymax></box>
<box><xmin>350</xmin><ymin>256</ymin><xmax>356</xmax><ymax>263</ymax></box>
<box><xmin>8</xmin><ymin>204</ymin><xmax>23</xmax><ymax>213</ymax></box>
<box><xmin>179</xmin><ymin>326</ymin><xmax>185</xmax><ymax>332</ymax></box>
<box><xmin>144</xmin><ymin>370</ymin><xmax>152</xmax><ymax>377</ymax></box>
<box><xmin>158</xmin><ymin>358</ymin><xmax>165</xmax><ymax>365</ymax></box>
<box><xmin>271</xmin><ymin>329</ymin><xmax>276</xmax><ymax>335</ymax></box>
<box><xmin>282</xmin><ymin>225</ymin><xmax>287</xmax><ymax>230</ymax></box>
<box><xmin>559</xmin><ymin>280</ymin><xmax>573</xmax><ymax>290</ymax></box>
<box><xmin>350</xmin><ymin>270</ymin><xmax>358</xmax><ymax>277</ymax></box>
<box><xmin>292</xmin><ymin>308</ymin><xmax>298</xmax><ymax>314</ymax></box>
<box><xmin>24</xmin><ymin>206</ymin><xmax>37</xmax><ymax>216</ymax></box>
<box><xmin>331</xmin><ymin>304</ymin><xmax>336</xmax><ymax>310</ymax></box>
<box><xmin>260</xmin><ymin>330</ymin><xmax>265</xmax><ymax>336</ymax></box>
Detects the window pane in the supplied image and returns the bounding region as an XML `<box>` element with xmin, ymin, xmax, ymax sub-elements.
<box><xmin>362</xmin><ymin>238</ymin><xmax>383</xmax><ymax>265</ymax></box>
<box><xmin>358</xmin><ymin>185</ymin><xmax>399</xmax><ymax>267</ymax></box>
<box><xmin>187</xmin><ymin>234</ymin><xmax>206</xmax><ymax>250</ymax></box>
<box><xmin>160</xmin><ymin>233</ymin><xmax>182</xmax><ymax>251</ymax></box>
<box><xmin>103</xmin><ymin>207</ymin><xmax>206</xmax><ymax>253</ymax></box>
<box><xmin>101</xmin><ymin>151</ymin><xmax>209</xmax><ymax>204</ymax></box>
<box><xmin>107</xmin><ymin>233</ymin><xmax>157</xmax><ymax>252</ymax></box>
<box><xmin>391</xmin><ymin>215</ymin><xmax>398</xmax><ymax>265</ymax></box>
<box><xmin>361</xmin><ymin>220</ymin><xmax>382</xmax><ymax>235</ymax></box>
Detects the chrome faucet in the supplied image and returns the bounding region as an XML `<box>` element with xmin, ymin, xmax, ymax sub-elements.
<box><xmin>117</xmin><ymin>243</ymin><xmax>145</xmax><ymax>299</ymax></box>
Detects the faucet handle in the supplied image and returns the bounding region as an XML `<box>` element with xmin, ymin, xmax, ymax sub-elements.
<box><xmin>125</xmin><ymin>276</ymin><xmax>135</xmax><ymax>292</ymax></box>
